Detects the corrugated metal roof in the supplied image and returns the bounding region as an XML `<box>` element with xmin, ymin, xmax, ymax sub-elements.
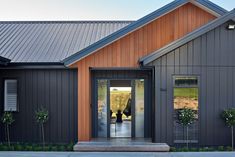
<box><xmin>0</xmin><ymin>21</ymin><xmax>132</xmax><ymax>63</ymax></box>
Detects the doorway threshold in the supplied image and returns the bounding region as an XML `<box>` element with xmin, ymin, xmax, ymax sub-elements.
<box><xmin>73</xmin><ymin>138</ymin><xmax>170</xmax><ymax>152</ymax></box>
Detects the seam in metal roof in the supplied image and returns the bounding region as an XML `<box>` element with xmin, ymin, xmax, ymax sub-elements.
<box><xmin>140</xmin><ymin>9</ymin><xmax>235</xmax><ymax>65</ymax></box>
<box><xmin>63</xmin><ymin>0</ymin><xmax>228</xmax><ymax>66</ymax></box>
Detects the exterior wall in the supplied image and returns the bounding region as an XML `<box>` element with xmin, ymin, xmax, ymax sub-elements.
<box><xmin>147</xmin><ymin>23</ymin><xmax>235</xmax><ymax>146</ymax></box>
<box><xmin>0</xmin><ymin>69</ymin><xmax>78</xmax><ymax>143</ymax></box>
<box><xmin>72</xmin><ymin>3</ymin><xmax>216</xmax><ymax>141</ymax></box>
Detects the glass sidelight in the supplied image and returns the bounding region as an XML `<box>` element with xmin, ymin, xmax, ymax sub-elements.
<box><xmin>97</xmin><ymin>80</ymin><xmax>108</xmax><ymax>137</ymax></box>
<box><xmin>135</xmin><ymin>79</ymin><xmax>145</xmax><ymax>138</ymax></box>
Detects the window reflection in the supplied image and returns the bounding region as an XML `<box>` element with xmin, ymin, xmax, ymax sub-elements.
<box><xmin>173</xmin><ymin>76</ymin><xmax>199</xmax><ymax>143</ymax></box>
<box><xmin>98</xmin><ymin>80</ymin><xmax>108</xmax><ymax>137</ymax></box>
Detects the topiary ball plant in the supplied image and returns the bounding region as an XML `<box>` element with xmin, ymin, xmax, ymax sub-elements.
<box><xmin>178</xmin><ymin>107</ymin><xmax>196</xmax><ymax>148</ymax></box>
<box><xmin>1</xmin><ymin>112</ymin><xmax>14</xmax><ymax>147</ymax></box>
<box><xmin>35</xmin><ymin>107</ymin><xmax>49</xmax><ymax>149</ymax></box>
<box><xmin>221</xmin><ymin>108</ymin><xmax>235</xmax><ymax>151</ymax></box>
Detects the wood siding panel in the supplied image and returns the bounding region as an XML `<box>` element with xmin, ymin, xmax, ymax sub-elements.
<box><xmin>73</xmin><ymin>3</ymin><xmax>216</xmax><ymax>141</ymax></box>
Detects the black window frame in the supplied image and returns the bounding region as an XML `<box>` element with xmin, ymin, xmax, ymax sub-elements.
<box><xmin>172</xmin><ymin>75</ymin><xmax>200</xmax><ymax>144</ymax></box>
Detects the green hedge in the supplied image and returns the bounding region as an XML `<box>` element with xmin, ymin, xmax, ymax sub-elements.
<box><xmin>0</xmin><ymin>143</ymin><xmax>74</xmax><ymax>151</ymax></box>
<box><xmin>170</xmin><ymin>146</ymin><xmax>233</xmax><ymax>152</ymax></box>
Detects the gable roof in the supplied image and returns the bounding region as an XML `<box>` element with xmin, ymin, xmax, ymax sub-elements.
<box><xmin>63</xmin><ymin>0</ymin><xmax>228</xmax><ymax>66</ymax></box>
<box><xmin>0</xmin><ymin>21</ymin><xmax>132</xmax><ymax>63</ymax></box>
<box><xmin>139</xmin><ymin>9</ymin><xmax>235</xmax><ymax>65</ymax></box>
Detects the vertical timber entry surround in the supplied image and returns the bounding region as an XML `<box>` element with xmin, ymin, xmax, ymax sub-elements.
<box><xmin>73</xmin><ymin>3</ymin><xmax>216</xmax><ymax>141</ymax></box>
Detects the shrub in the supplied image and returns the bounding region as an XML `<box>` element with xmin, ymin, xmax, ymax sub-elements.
<box><xmin>14</xmin><ymin>144</ymin><xmax>24</xmax><ymax>151</ymax></box>
<box><xmin>178</xmin><ymin>107</ymin><xmax>196</xmax><ymax>148</ymax></box>
<box><xmin>35</xmin><ymin>107</ymin><xmax>49</xmax><ymax>149</ymax></box>
<box><xmin>170</xmin><ymin>147</ymin><xmax>177</xmax><ymax>152</ymax></box>
<box><xmin>50</xmin><ymin>146</ymin><xmax>58</xmax><ymax>151</ymax></box>
<box><xmin>226</xmin><ymin>146</ymin><xmax>233</xmax><ymax>151</ymax></box>
<box><xmin>1</xmin><ymin>112</ymin><xmax>15</xmax><ymax>147</ymax></box>
<box><xmin>66</xmin><ymin>143</ymin><xmax>74</xmax><ymax>151</ymax></box>
<box><xmin>25</xmin><ymin>145</ymin><xmax>33</xmax><ymax>151</ymax></box>
<box><xmin>218</xmin><ymin>146</ymin><xmax>224</xmax><ymax>151</ymax></box>
<box><xmin>221</xmin><ymin>108</ymin><xmax>235</xmax><ymax>151</ymax></box>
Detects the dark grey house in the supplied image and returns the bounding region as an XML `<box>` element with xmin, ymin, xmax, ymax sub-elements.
<box><xmin>0</xmin><ymin>0</ymin><xmax>235</xmax><ymax>148</ymax></box>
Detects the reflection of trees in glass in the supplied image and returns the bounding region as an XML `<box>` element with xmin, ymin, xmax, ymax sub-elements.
<box><xmin>110</xmin><ymin>91</ymin><xmax>131</xmax><ymax>113</ymax></box>
<box><xmin>174</xmin><ymin>88</ymin><xmax>198</xmax><ymax>111</ymax></box>
<box><xmin>98</xmin><ymin>80</ymin><xmax>107</xmax><ymax>114</ymax></box>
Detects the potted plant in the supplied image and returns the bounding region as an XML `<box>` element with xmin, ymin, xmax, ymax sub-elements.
<box><xmin>1</xmin><ymin>112</ymin><xmax>14</xmax><ymax>147</ymax></box>
<box><xmin>221</xmin><ymin>108</ymin><xmax>235</xmax><ymax>151</ymax></box>
<box><xmin>178</xmin><ymin>107</ymin><xmax>196</xmax><ymax>148</ymax></box>
<box><xmin>35</xmin><ymin>107</ymin><xmax>49</xmax><ymax>149</ymax></box>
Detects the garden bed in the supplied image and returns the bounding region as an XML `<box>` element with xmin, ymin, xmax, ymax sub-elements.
<box><xmin>0</xmin><ymin>143</ymin><xmax>74</xmax><ymax>151</ymax></box>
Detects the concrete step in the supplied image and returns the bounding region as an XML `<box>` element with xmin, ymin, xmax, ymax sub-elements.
<box><xmin>74</xmin><ymin>140</ymin><xmax>170</xmax><ymax>152</ymax></box>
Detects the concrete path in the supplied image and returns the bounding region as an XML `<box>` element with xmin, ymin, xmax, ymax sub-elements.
<box><xmin>0</xmin><ymin>152</ymin><xmax>234</xmax><ymax>157</ymax></box>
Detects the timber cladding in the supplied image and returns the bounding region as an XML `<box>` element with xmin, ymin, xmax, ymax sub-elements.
<box><xmin>73</xmin><ymin>3</ymin><xmax>216</xmax><ymax>141</ymax></box>
<box><xmin>0</xmin><ymin>69</ymin><xmax>78</xmax><ymax>143</ymax></box>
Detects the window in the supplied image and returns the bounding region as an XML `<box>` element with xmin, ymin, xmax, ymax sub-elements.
<box><xmin>4</xmin><ymin>79</ymin><xmax>18</xmax><ymax>111</ymax></box>
<box><xmin>173</xmin><ymin>76</ymin><xmax>199</xmax><ymax>143</ymax></box>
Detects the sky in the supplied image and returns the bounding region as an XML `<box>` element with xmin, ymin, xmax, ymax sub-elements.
<box><xmin>0</xmin><ymin>0</ymin><xmax>234</xmax><ymax>21</ymax></box>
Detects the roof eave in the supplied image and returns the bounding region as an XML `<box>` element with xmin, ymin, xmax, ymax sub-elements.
<box><xmin>0</xmin><ymin>56</ymin><xmax>11</xmax><ymax>66</ymax></box>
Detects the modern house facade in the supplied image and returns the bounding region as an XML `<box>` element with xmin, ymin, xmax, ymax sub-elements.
<box><xmin>0</xmin><ymin>0</ymin><xmax>235</xmax><ymax>147</ymax></box>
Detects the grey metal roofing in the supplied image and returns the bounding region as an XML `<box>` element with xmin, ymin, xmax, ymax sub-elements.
<box><xmin>140</xmin><ymin>9</ymin><xmax>235</xmax><ymax>65</ymax></box>
<box><xmin>0</xmin><ymin>21</ymin><xmax>132</xmax><ymax>63</ymax></box>
<box><xmin>63</xmin><ymin>0</ymin><xmax>228</xmax><ymax>66</ymax></box>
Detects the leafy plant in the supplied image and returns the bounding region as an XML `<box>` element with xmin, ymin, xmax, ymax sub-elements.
<box><xmin>35</xmin><ymin>107</ymin><xmax>49</xmax><ymax>149</ymax></box>
<box><xmin>221</xmin><ymin>108</ymin><xmax>235</xmax><ymax>151</ymax></box>
<box><xmin>218</xmin><ymin>146</ymin><xmax>224</xmax><ymax>151</ymax></box>
<box><xmin>1</xmin><ymin>112</ymin><xmax>14</xmax><ymax>147</ymax></box>
<box><xmin>178</xmin><ymin>107</ymin><xmax>196</xmax><ymax>148</ymax></box>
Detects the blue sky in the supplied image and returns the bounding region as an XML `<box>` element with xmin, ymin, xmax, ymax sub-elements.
<box><xmin>0</xmin><ymin>0</ymin><xmax>234</xmax><ymax>21</ymax></box>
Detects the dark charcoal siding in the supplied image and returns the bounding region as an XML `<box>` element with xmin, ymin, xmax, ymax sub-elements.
<box><xmin>0</xmin><ymin>69</ymin><xmax>78</xmax><ymax>143</ymax></box>
<box><xmin>148</xmin><ymin>23</ymin><xmax>235</xmax><ymax>146</ymax></box>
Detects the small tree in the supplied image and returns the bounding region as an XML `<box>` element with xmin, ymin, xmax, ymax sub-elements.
<box><xmin>178</xmin><ymin>107</ymin><xmax>196</xmax><ymax>148</ymax></box>
<box><xmin>1</xmin><ymin>112</ymin><xmax>14</xmax><ymax>146</ymax></box>
<box><xmin>35</xmin><ymin>107</ymin><xmax>49</xmax><ymax>149</ymax></box>
<box><xmin>221</xmin><ymin>108</ymin><xmax>235</xmax><ymax>151</ymax></box>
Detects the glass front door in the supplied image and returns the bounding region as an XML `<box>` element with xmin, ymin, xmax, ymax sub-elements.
<box><xmin>96</xmin><ymin>79</ymin><xmax>145</xmax><ymax>138</ymax></box>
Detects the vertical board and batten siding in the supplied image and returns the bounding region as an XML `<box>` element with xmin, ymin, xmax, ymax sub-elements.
<box><xmin>0</xmin><ymin>69</ymin><xmax>78</xmax><ymax>143</ymax></box>
<box><xmin>72</xmin><ymin>3</ymin><xmax>217</xmax><ymax>141</ymax></box>
<box><xmin>148</xmin><ymin>23</ymin><xmax>235</xmax><ymax>146</ymax></box>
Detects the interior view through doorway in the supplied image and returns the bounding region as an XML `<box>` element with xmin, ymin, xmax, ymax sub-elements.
<box><xmin>110</xmin><ymin>84</ymin><xmax>132</xmax><ymax>138</ymax></box>
<box><xmin>96</xmin><ymin>79</ymin><xmax>146</xmax><ymax>139</ymax></box>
